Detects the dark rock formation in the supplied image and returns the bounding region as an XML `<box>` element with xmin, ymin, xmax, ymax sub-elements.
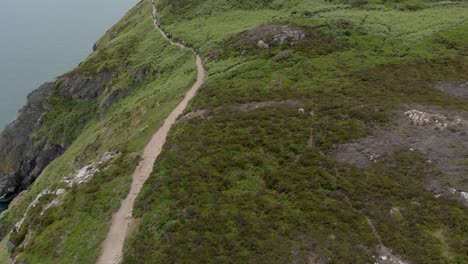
<box><xmin>0</xmin><ymin>80</ymin><xmax>57</xmax><ymax>201</ymax></box>
<box><xmin>130</xmin><ymin>66</ymin><xmax>151</xmax><ymax>82</ymax></box>
<box><xmin>0</xmin><ymin>72</ymin><xmax>113</xmax><ymax>201</ymax></box>
<box><xmin>99</xmin><ymin>88</ymin><xmax>130</xmax><ymax>118</ymax></box>
<box><xmin>59</xmin><ymin>71</ymin><xmax>112</xmax><ymax>100</ymax></box>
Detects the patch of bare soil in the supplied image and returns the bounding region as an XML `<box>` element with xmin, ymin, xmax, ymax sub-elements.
<box><xmin>239</xmin><ymin>24</ymin><xmax>309</xmax><ymax>45</ymax></box>
<box><xmin>434</xmin><ymin>81</ymin><xmax>468</xmax><ymax>100</ymax></box>
<box><xmin>230</xmin><ymin>100</ymin><xmax>300</xmax><ymax>112</ymax></box>
<box><xmin>374</xmin><ymin>244</ymin><xmax>408</xmax><ymax>264</ymax></box>
<box><xmin>181</xmin><ymin>109</ymin><xmax>210</xmax><ymax>121</ymax></box>
<box><xmin>336</xmin><ymin>106</ymin><xmax>467</xmax><ymax>203</ymax></box>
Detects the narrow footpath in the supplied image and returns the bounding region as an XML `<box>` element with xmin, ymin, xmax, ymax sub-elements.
<box><xmin>97</xmin><ymin>1</ymin><xmax>205</xmax><ymax>263</ymax></box>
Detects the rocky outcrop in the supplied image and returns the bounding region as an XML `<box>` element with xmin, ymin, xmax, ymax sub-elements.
<box><xmin>336</xmin><ymin>107</ymin><xmax>468</xmax><ymax>205</ymax></box>
<box><xmin>7</xmin><ymin>152</ymin><xmax>115</xmax><ymax>256</ymax></box>
<box><xmin>242</xmin><ymin>25</ymin><xmax>306</xmax><ymax>43</ymax></box>
<box><xmin>59</xmin><ymin>71</ymin><xmax>112</xmax><ymax>100</ymax></box>
<box><xmin>99</xmin><ymin>88</ymin><xmax>130</xmax><ymax>118</ymax></box>
<box><xmin>375</xmin><ymin>247</ymin><xmax>408</xmax><ymax>264</ymax></box>
<box><xmin>0</xmin><ymin>80</ymin><xmax>59</xmax><ymax>202</ymax></box>
<box><xmin>241</xmin><ymin>25</ymin><xmax>307</xmax><ymax>48</ymax></box>
<box><xmin>0</xmin><ymin>72</ymin><xmax>112</xmax><ymax>202</ymax></box>
<box><xmin>130</xmin><ymin>66</ymin><xmax>151</xmax><ymax>82</ymax></box>
<box><xmin>404</xmin><ymin>109</ymin><xmax>462</xmax><ymax>128</ymax></box>
<box><xmin>62</xmin><ymin>151</ymin><xmax>116</xmax><ymax>187</ymax></box>
<box><xmin>257</xmin><ymin>40</ymin><xmax>269</xmax><ymax>49</ymax></box>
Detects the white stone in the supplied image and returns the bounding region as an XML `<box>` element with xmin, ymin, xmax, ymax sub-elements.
<box><xmin>460</xmin><ymin>192</ymin><xmax>468</xmax><ymax>201</ymax></box>
<box><xmin>257</xmin><ymin>40</ymin><xmax>269</xmax><ymax>49</ymax></box>
<box><xmin>41</xmin><ymin>200</ymin><xmax>60</xmax><ymax>216</ymax></box>
<box><xmin>404</xmin><ymin>110</ymin><xmax>435</xmax><ymax>126</ymax></box>
<box><xmin>55</xmin><ymin>189</ymin><xmax>66</xmax><ymax>195</ymax></box>
<box><xmin>13</xmin><ymin>152</ymin><xmax>116</xmax><ymax>235</ymax></box>
<box><xmin>448</xmin><ymin>188</ymin><xmax>468</xmax><ymax>202</ymax></box>
<box><xmin>14</xmin><ymin>189</ymin><xmax>52</xmax><ymax>231</ymax></box>
<box><xmin>62</xmin><ymin>152</ymin><xmax>115</xmax><ymax>187</ymax></box>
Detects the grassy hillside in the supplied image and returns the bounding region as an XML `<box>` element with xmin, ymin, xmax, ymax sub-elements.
<box><xmin>0</xmin><ymin>0</ymin><xmax>467</xmax><ymax>263</ymax></box>
<box><xmin>0</xmin><ymin>1</ymin><xmax>196</xmax><ymax>263</ymax></box>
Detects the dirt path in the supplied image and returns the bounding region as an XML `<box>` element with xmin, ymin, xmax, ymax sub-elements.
<box><xmin>97</xmin><ymin>2</ymin><xmax>205</xmax><ymax>263</ymax></box>
<box><xmin>152</xmin><ymin>1</ymin><xmax>186</xmax><ymax>49</ymax></box>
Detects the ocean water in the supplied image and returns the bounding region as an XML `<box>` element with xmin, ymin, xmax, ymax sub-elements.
<box><xmin>0</xmin><ymin>0</ymin><xmax>138</xmax><ymax>130</ymax></box>
<box><xmin>0</xmin><ymin>202</ymin><xmax>7</xmax><ymax>214</ymax></box>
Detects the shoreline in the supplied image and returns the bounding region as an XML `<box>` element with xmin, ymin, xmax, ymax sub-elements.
<box><xmin>0</xmin><ymin>0</ymin><xmax>139</xmax><ymax>129</ymax></box>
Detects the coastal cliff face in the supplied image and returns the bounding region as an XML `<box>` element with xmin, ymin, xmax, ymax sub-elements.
<box><xmin>0</xmin><ymin>81</ymin><xmax>56</xmax><ymax>201</ymax></box>
<box><xmin>0</xmin><ymin>2</ymin><xmax>196</xmax><ymax>262</ymax></box>
<box><xmin>0</xmin><ymin>72</ymin><xmax>112</xmax><ymax>202</ymax></box>
<box><xmin>1</xmin><ymin>0</ymin><xmax>468</xmax><ymax>263</ymax></box>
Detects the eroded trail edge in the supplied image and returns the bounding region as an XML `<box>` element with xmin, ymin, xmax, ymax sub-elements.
<box><xmin>97</xmin><ymin>2</ymin><xmax>205</xmax><ymax>263</ymax></box>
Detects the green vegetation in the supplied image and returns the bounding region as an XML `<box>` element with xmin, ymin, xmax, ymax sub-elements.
<box><xmin>124</xmin><ymin>0</ymin><xmax>468</xmax><ymax>263</ymax></box>
<box><xmin>1</xmin><ymin>0</ymin><xmax>467</xmax><ymax>263</ymax></box>
<box><xmin>32</xmin><ymin>86</ymin><xmax>97</xmax><ymax>147</ymax></box>
<box><xmin>0</xmin><ymin>2</ymin><xmax>196</xmax><ymax>263</ymax></box>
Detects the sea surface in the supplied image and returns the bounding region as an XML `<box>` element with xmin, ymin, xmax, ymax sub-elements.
<box><xmin>0</xmin><ymin>202</ymin><xmax>7</xmax><ymax>214</ymax></box>
<box><xmin>0</xmin><ymin>0</ymin><xmax>138</xmax><ymax>213</ymax></box>
<box><xmin>0</xmin><ymin>0</ymin><xmax>138</xmax><ymax>130</ymax></box>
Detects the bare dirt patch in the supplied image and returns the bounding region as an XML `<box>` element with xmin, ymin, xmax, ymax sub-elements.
<box><xmin>239</xmin><ymin>24</ymin><xmax>308</xmax><ymax>45</ymax></box>
<box><xmin>182</xmin><ymin>100</ymin><xmax>302</xmax><ymax>120</ymax></box>
<box><xmin>336</xmin><ymin>105</ymin><xmax>467</xmax><ymax>197</ymax></box>
<box><xmin>181</xmin><ymin>109</ymin><xmax>211</xmax><ymax>121</ymax></box>
<box><xmin>434</xmin><ymin>81</ymin><xmax>468</xmax><ymax>100</ymax></box>
<box><xmin>230</xmin><ymin>100</ymin><xmax>300</xmax><ymax>112</ymax></box>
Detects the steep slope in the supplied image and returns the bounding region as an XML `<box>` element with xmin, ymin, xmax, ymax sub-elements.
<box><xmin>98</xmin><ymin>3</ymin><xmax>206</xmax><ymax>261</ymax></box>
<box><xmin>0</xmin><ymin>67</ymin><xmax>112</xmax><ymax>202</ymax></box>
<box><xmin>0</xmin><ymin>0</ymin><xmax>467</xmax><ymax>263</ymax></box>
<box><xmin>0</xmin><ymin>1</ymin><xmax>197</xmax><ymax>263</ymax></box>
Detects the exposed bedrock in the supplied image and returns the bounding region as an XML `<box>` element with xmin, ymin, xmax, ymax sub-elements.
<box><xmin>0</xmin><ymin>71</ymin><xmax>112</xmax><ymax>202</ymax></box>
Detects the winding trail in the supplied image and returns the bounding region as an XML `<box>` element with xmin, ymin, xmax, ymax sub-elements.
<box><xmin>97</xmin><ymin>1</ymin><xmax>205</xmax><ymax>263</ymax></box>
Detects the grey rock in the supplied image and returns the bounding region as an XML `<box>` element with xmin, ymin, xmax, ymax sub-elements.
<box><xmin>257</xmin><ymin>40</ymin><xmax>269</xmax><ymax>49</ymax></box>
<box><xmin>241</xmin><ymin>24</ymin><xmax>309</xmax><ymax>47</ymax></box>
<box><xmin>0</xmin><ymin>71</ymin><xmax>113</xmax><ymax>203</ymax></box>
<box><xmin>99</xmin><ymin>88</ymin><xmax>130</xmax><ymax>118</ymax></box>
<box><xmin>131</xmin><ymin>66</ymin><xmax>151</xmax><ymax>82</ymax></box>
<box><xmin>0</xmin><ymin>80</ymin><xmax>57</xmax><ymax>201</ymax></box>
<box><xmin>59</xmin><ymin>71</ymin><xmax>112</xmax><ymax>100</ymax></box>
